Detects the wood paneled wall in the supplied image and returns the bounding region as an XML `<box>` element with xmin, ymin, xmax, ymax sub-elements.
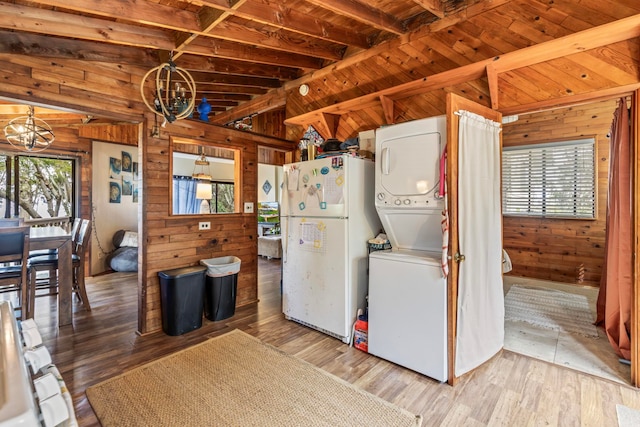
<box><xmin>139</xmin><ymin>115</ymin><xmax>293</xmax><ymax>334</ymax></box>
<box><xmin>502</xmin><ymin>98</ymin><xmax>618</xmax><ymax>286</ymax></box>
<box><xmin>0</xmin><ymin>54</ymin><xmax>294</xmax><ymax>334</ymax></box>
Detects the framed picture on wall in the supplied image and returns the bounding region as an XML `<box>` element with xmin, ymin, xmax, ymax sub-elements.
<box><xmin>122</xmin><ymin>177</ymin><xmax>133</xmax><ymax>196</ymax></box>
<box><xmin>122</xmin><ymin>151</ymin><xmax>132</xmax><ymax>172</ymax></box>
<box><xmin>109</xmin><ymin>181</ymin><xmax>121</xmax><ymax>203</ymax></box>
<box><xmin>132</xmin><ymin>183</ymin><xmax>139</xmax><ymax>203</ymax></box>
<box><xmin>109</xmin><ymin>157</ymin><xmax>122</xmax><ymax>179</ymax></box>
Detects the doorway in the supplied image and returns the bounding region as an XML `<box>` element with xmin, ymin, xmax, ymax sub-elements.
<box><xmin>257</xmin><ymin>162</ymin><xmax>284</xmax><ymax>297</ymax></box>
<box><xmin>501</xmin><ymin>97</ymin><xmax>630</xmax><ymax>384</ymax></box>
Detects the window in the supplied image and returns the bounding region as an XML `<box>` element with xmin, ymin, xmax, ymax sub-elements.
<box><xmin>172</xmin><ymin>176</ymin><xmax>234</xmax><ymax>214</ymax></box>
<box><xmin>502</xmin><ymin>138</ymin><xmax>596</xmax><ymax>219</ymax></box>
<box><xmin>212</xmin><ymin>182</ymin><xmax>234</xmax><ymax>213</ymax></box>
<box><xmin>1</xmin><ymin>155</ymin><xmax>77</xmax><ymax>220</ymax></box>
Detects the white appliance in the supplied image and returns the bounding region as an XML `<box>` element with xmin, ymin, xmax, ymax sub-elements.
<box><xmin>368</xmin><ymin>250</ymin><xmax>447</xmax><ymax>382</ymax></box>
<box><xmin>0</xmin><ymin>301</ymin><xmax>77</xmax><ymax>427</ymax></box>
<box><xmin>368</xmin><ymin>116</ymin><xmax>449</xmax><ymax>382</ymax></box>
<box><xmin>281</xmin><ymin>154</ymin><xmax>381</xmax><ymax>344</ymax></box>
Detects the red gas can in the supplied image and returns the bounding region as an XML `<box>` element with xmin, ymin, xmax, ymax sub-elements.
<box><xmin>353</xmin><ymin>315</ymin><xmax>368</xmax><ymax>352</ymax></box>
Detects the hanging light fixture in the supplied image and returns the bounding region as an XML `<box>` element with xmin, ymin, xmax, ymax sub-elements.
<box><xmin>192</xmin><ymin>149</ymin><xmax>212</xmax><ymax>181</ymax></box>
<box><xmin>140</xmin><ymin>52</ymin><xmax>196</xmax><ymax>125</ymax></box>
<box><xmin>3</xmin><ymin>105</ymin><xmax>55</xmax><ymax>152</ymax></box>
<box><xmin>193</xmin><ymin>149</ymin><xmax>213</xmax><ymax>214</ymax></box>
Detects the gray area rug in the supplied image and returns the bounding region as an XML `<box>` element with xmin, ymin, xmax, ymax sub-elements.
<box><xmin>505</xmin><ymin>285</ymin><xmax>598</xmax><ymax>337</ymax></box>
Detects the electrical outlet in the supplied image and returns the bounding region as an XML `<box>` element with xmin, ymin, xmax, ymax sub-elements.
<box><xmin>199</xmin><ymin>221</ymin><xmax>211</xmax><ymax>230</ymax></box>
<box><xmin>244</xmin><ymin>202</ymin><xmax>254</xmax><ymax>213</ymax></box>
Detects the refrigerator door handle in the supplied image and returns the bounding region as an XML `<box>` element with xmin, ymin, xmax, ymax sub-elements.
<box><xmin>282</xmin><ymin>170</ymin><xmax>289</xmax><ymax>261</ymax></box>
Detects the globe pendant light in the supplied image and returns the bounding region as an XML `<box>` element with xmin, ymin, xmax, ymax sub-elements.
<box><xmin>4</xmin><ymin>105</ymin><xmax>55</xmax><ymax>152</ymax></box>
<box><xmin>140</xmin><ymin>53</ymin><xmax>196</xmax><ymax>125</ymax></box>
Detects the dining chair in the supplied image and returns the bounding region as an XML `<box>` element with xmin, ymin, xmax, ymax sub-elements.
<box><xmin>29</xmin><ymin>219</ymin><xmax>92</xmax><ymax>316</ymax></box>
<box><xmin>0</xmin><ymin>226</ymin><xmax>31</xmax><ymax>319</ymax></box>
<box><xmin>29</xmin><ymin>217</ymin><xmax>81</xmax><ymax>258</ymax></box>
<box><xmin>28</xmin><ymin>217</ymin><xmax>83</xmax><ymax>289</ymax></box>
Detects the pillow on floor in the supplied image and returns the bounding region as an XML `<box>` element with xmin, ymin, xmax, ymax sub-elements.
<box><xmin>108</xmin><ymin>247</ymin><xmax>138</xmax><ymax>272</ymax></box>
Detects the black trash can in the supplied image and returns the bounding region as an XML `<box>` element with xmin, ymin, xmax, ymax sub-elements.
<box><xmin>158</xmin><ymin>265</ymin><xmax>206</xmax><ymax>336</ymax></box>
<box><xmin>200</xmin><ymin>256</ymin><xmax>241</xmax><ymax>321</ymax></box>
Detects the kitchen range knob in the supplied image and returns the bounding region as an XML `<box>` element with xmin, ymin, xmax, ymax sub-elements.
<box><xmin>403</xmin><ymin>199</ymin><xmax>411</xmax><ymax>205</ymax></box>
<box><xmin>394</xmin><ymin>199</ymin><xmax>401</xmax><ymax>206</ymax></box>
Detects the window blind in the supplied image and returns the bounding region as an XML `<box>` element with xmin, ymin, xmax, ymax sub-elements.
<box><xmin>502</xmin><ymin>138</ymin><xmax>596</xmax><ymax>218</ymax></box>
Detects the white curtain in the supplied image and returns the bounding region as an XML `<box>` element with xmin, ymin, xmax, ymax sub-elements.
<box><xmin>454</xmin><ymin>110</ymin><xmax>504</xmax><ymax>377</ymax></box>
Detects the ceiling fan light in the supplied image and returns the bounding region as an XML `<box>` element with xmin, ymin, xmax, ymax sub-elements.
<box><xmin>3</xmin><ymin>106</ymin><xmax>55</xmax><ymax>152</ymax></box>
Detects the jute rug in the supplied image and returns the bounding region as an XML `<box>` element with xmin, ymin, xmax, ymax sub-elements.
<box><xmin>86</xmin><ymin>329</ymin><xmax>422</xmax><ymax>427</ymax></box>
<box><xmin>505</xmin><ymin>285</ymin><xmax>598</xmax><ymax>337</ymax></box>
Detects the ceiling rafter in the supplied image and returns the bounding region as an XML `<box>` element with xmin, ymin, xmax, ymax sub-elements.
<box><xmin>198</xmin><ymin>0</ymin><xmax>371</xmax><ymax>48</ymax></box>
<box><xmin>283</xmin><ymin>13</ymin><xmax>640</xmax><ymax>133</ymax></box>
<box><xmin>305</xmin><ymin>0</ymin><xmax>407</xmax><ymax>35</ymax></box>
<box><xmin>411</xmin><ymin>0</ymin><xmax>446</xmax><ymax>18</ymax></box>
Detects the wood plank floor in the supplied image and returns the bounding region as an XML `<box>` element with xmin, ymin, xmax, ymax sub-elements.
<box><xmin>28</xmin><ymin>258</ymin><xmax>640</xmax><ymax>426</ymax></box>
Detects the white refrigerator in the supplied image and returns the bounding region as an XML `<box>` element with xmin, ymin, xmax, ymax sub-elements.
<box><xmin>281</xmin><ymin>155</ymin><xmax>380</xmax><ymax>344</ymax></box>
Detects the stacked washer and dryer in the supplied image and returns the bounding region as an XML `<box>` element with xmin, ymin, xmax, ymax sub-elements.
<box><xmin>368</xmin><ymin>115</ymin><xmax>449</xmax><ymax>383</ymax></box>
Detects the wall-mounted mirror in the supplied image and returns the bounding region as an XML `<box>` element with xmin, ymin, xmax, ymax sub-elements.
<box><xmin>170</xmin><ymin>138</ymin><xmax>241</xmax><ymax>215</ymax></box>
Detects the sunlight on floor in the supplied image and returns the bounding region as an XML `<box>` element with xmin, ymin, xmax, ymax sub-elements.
<box><xmin>503</xmin><ymin>275</ymin><xmax>630</xmax><ymax>385</ymax></box>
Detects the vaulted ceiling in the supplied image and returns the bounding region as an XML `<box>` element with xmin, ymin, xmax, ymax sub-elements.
<box><xmin>1</xmin><ymin>0</ymin><xmax>475</xmax><ymax>121</ymax></box>
<box><xmin>1</xmin><ymin>0</ymin><xmax>639</xmax><ymax>140</ymax></box>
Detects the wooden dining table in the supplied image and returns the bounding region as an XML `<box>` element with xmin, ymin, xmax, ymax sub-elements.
<box><xmin>29</xmin><ymin>226</ymin><xmax>73</xmax><ymax>326</ymax></box>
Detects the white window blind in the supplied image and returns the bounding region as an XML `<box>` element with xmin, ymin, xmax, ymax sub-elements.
<box><xmin>502</xmin><ymin>138</ymin><xmax>596</xmax><ymax>218</ymax></box>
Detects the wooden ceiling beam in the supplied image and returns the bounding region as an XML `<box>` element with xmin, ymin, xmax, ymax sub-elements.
<box><xmin>319</xmin><ymin>113</ymin><xmax>340</xmax><ymax>138</ymax></box>
<box><xmin>199</xmin><ymin>93</ymin><xmax>252</xmax><ymax>102</ymax></box>
<box><xmin>210</xmin><ymin>89</ymin><xmax>286</xmax><ymax>125</ymax></box>
<box><xmin>176</xmin><ymin>54</ymin><xmax>300</xmax><ymax>81</ymax></box>
<box><xmin>204</xmin><ymin>21</ymin><xmax>346</xmax><ymax>61</ymax></box>
<box><xmin>486</xmin><ymin>63</ymin><xmax>500</xmax><ymax>110</ymax></box>
<box><xmin>411</xmin><ymin>0</ymin><xmax>446</xmax><ymax>18</ymax></box>
<box><xmin>379</xmin><ymin>95</ymin><xmax>395</xmax><ymax>124</ymax></box>
<box><xmin>498</xmin><ymin>83</ymin><xmax>640</xmax><ymax>116</ymax></box>
<box><xmin>0</xmin><ymin>30</ymin><xmax>160</xmax><ymax>68</ymax></box>
<box><xmin>173</xmin><ymin>1</ymin><xmax>249</xmax><ymax>59</ymax></box>
<box><xmin>490</xmin><ymin>14</ymin><xmax>640</xmax><ymax>73</ymax></box>
<box><xmin>199</xmin><ymin>0</ymin><xmax>370</xmax><ymax>49</ymax></box>
<box><xmin>198</xmin><ymin>85</ymin><xmax>268</xmax><ymax>95</ymax></box>
<box><xmin>25</xmin><ymin>0</ymin><xmax>200</xmax><ymax>32</ymax></box>
<box><xmin>181</xmin><ymin>38</ymin><xmax>324</xmax><ymax>70</ymax></box>
<box><xmin>0</xmin><ymin>2</ymin><xmax>174</xmax><ymax>50</ymax></box>
<box><xmin>306</xmin><ymin>0</ymin><xmax>406</xmax><ymax>35</ymax></box>
<box><xmin>20</xmin><ymin>0</ymin><xmax>344</xmax><ymax>62</ymax></box>
<box><xmin>188</xmin><ymin>71</ymin><xmax>280</xmax><ymax>89</ymax></box>
<box><xmin>284</xmin><ymin>13</ymin><xmax>640</xmax><ymax>128</ymax></box>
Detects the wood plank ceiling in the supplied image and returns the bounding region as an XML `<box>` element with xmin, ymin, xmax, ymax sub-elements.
<box><xmin>0</xmin><ymin>0</ymin><xmax>466</xmax><ymax>123</ymax></box>
<box><xmin>0</xmin><ymin>0</ymin><xmax>639</xmax><ymax>140</ymax></box>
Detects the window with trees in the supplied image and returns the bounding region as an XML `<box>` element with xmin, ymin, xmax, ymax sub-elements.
<box><xmin>0</xmin><ymin>155</ymin><xmax>77</xmax><ymax>220</ymax></box>
<box><xmin>502</xmin><ymin>138</ymin><xmax>596</xmax><ymax>219</ymax></box>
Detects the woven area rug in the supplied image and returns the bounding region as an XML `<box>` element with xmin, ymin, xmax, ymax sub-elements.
<box><xmin>505</xmin><ymin>285</ymin><xmax>598</xmax><ymax>337</ymax></box>
<box><xmin>86</xmin><ymin>329</ymin><xmax>422</xmax><ymax>427</ymax></box>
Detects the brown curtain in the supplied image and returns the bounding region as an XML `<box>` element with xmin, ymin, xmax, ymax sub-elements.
<box><xmin>596</xmin><ymin>97</ymin><xmax>632</xmax><ymax>361</ymax></box>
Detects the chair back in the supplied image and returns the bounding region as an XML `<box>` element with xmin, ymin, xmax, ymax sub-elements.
<box><xmin>70</xmin><ymin>217</ymin><xmax>82</xmax><ymax>243</ymax></box>
<box><xmin>75</xmin><ymin>219</ymin><xmax>92</xmax><ymax>257</ymax></box>
<box><xmin>0</xmin><ymin>226</ymin><xmax>30</xmax><ymax>263</ymax></box>
<box><xmin>0</xmin><ymin>218</ymin><xmax>23</xmax><ymax>228</ymax></box>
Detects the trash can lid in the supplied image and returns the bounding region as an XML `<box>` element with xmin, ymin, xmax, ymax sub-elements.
<box><xmin>158</xmin><ymin>265</ymin><xmax>207</xmax><ymax>280</ymax></box>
